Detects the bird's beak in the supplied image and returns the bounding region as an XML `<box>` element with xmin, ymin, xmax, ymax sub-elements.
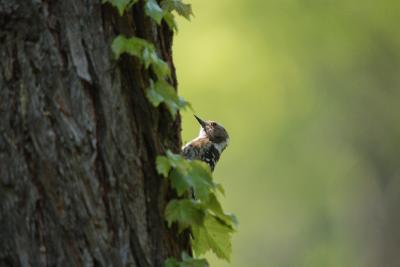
<box><xmin>194</xmin><ymin>115</ymin><xmax>207</xmax><ymax>129</ymax></box>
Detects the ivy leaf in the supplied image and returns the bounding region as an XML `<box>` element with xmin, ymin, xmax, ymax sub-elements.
<box><xmin>180</xmin><ymin>252</ymin><xmax>208</xmax><ymax>267</ymax></box>
<box><xmin>157</xmin><ymin>150</ymin><xmax>237</xmax><ymax>263</ymax></box>
<box><xmin>165</xmin><ymin>252</ymin><xmax>208</xmax><ymax>267</ymax></box>
<box><xmin>146</xmin><ymin>79</ymin><xmax>188</xmax><ymax>118</ymax></box>
<box><xmin>112</xmin><ymin>36</ymin><xmax>169</xmax><ymax>77</ymax></box>
<box><xmin>192</xmin><ymin>214</ymin><xmax>234</xmax><ymax>261</ymax></box>
<box><xmin>164</xmin><ymin>258</ymin><xmax>180</xmax><ymax>267</ymax></box>
<box><xmin>133</xmin><ymin>42</ymin><xmax>168</xmax><ymax>75</ymax></box>
<box><xmin>206</xmin><ymin>193</ymin><xmax>238</xmax><ymax>229</ymax></box>
<box><xmin>146</xmin><ymin>80</ymin><xmax>164</xmax><ymax>106</ymax></box>
<box><xmin>188</xmin><ymin>161</ymin><xmax>214</xmax><ymax>201</ymax></box>
<box><xmin>161</xmin><ymin>0</ymin><xmax>193</xmax><ymax>20</ymax></box>
<box><xmin>165</xmin><ymin>199</ymin><xmax>206</xmax><ymax>230</ymax></box>
<box><xmin>214</xmin><ymin>183</ymin><xmax>225</xmax><ymax>196</ymax></box>
<box><xmin>156</xmin><ymin>150</ymin><xmax>190</xmax><ymax>179</ymax></box>
<box><xmin>163</xmin><ymin>12</ymin><xmax>178</xmax><ymax>31</ymax></box>
<box><xmin>111</xmin><ymin>35</ymin><xmax>152</xmax><ymax>59</ymax></box>
<box><xmin>103</xmin><ymin>0</ymin><xmax>138</xmax><ymax>16</ymax></box>
<box><xmin>145</xmin><ymin>0</ymin><xmax>164</xmax><ymax>24</ymax></box>
<box><xmin>170</xmin><ymin>161</ymin><xmax>214</xmax><ymax>201</ymax></box>
<box><xmin>151</xmin><ymin>56</ymin><xmax>171</xmax><ymax>79</ymax></box>
<box><xmin>111</xmin><ymin>36</ymin><xmax>184</xmax><ymax>117</ymax></box>
<box><xmin>157</xmin><ymin>153</ymin><xmax>217</xmax><ymax>200</ymax></box>
<box><xmin>165</xmin><ymin>150</ymin><xmax>190</xmax><ymax>173</ymax></box>
<box><xmin>142</xmin><ymin>46</ymin><xmax>155</xmax><ymax>69</ymax></box>
<box><xmin>156</xmin><ymin>156</ymin><xmax>171</xmax><ymax>177</ymax></box>
<box><xmin>169</xmin><ymin>169</ymin><xmax>190</xmax><ymax>197</ymax></box>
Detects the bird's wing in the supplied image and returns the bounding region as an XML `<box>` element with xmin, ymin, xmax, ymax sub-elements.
<box><xmin>182</xmin><ymin>139</ymin><xmax>220</xmax><ymax>171</ymax></box>
<box><xmin>182</xmin><ymin>138</ymin><xmax>211</xmax><ymax>159</ymax></box>
<box><xmin>182</xmin><ymin>143</ymin><xmax>201</xmax><ymax>160</ymax></box>
<box><xmin>201</xmin><ymin>145</ymin><xmax>220</xmax><ymax>171</ymax></box>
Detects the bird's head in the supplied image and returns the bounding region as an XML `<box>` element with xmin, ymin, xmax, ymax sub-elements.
<box><xmin>194</xmin><ymin>115</ymin><xmax>229</xmax><ymax>144</ymax></box>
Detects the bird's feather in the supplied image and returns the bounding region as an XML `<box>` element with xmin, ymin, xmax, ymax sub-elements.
<box><xmin>182</xmin><ymin>138</ymin><xmax>220</xmax><ymax>171</ymax></box>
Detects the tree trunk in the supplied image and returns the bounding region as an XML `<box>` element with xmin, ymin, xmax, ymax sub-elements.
<box><xmin>0</xmin><ymin>1</ymin><xmax>187</xmax><ymax>266</ymax></box>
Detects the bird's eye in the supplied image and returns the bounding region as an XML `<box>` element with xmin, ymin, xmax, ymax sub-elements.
<box><xmin>211</xmin><ymin>122</ymin><xmax>217</xmax><ymax>126</ymax></box>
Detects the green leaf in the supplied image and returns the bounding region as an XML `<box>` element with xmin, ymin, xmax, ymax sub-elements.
<box><xmin>170</xmin><ymin>161</ymin><xmax>214</xmax><ymax>201</ymax></box>
<box><xmin>146</xmin><ymin>79</ymin><xmax>188</xmax><ymax>118</ymax></box>
<box><xmin>111</xmin><ymin>35</ymin><xmax>152</xmax><ymax>59</ymax></box>
<box><xmin>163</xmin><ymin>12</ymin><xmax>178</xmax><ymax>31</ymax></box>
<box><xmin>157</xmin><ymin>152</ymin><xmax>215</xmax><ymax>199</ymax></box>
<box><xmin>181</xmin><ymin>258</ymin><xmax>208</xmax><ymax>267</ymax></box>
<box><xmin>146</xmin><ymin>80</ymin><xmax>164</xmax><ymax>106</ymax></box>
<box><xmin>145</xmin><ymin>0</ymin><xmax>164</xmax><ymax>24</ymax></box>
<box><xmin>156</xmin><ymin>150</ymin><xmax>191</xmax><ymax>179</ymax></box>
<box><xmin>165</xmin><ymin>150</ymin><xmax>190</xmax><ymax>172</ymax></box>
<box><xmin>169</xmin><ymin>169</ymin><xmax>190</xmax><ymax>196</ymax></box>
<box><xmin>161</xmin><ymin>0</ymin><xmax>193</xmax><ymax>20</ymax></box>
<box><xmin>151</xmin><ymin>56</ymin><xmax>171</xmax><ymax>79</ymax></box>
<box><xmin>180</xmin><ymin>252</ymin><xmax>208</xmax><ymax>267</ymax></box>
<box><xmin>164</xmin><ymin>258</ymin><xmax>180</xmax><ymax>267</ymax></box>
<box><xmin>192</xmin><ymin>214</ymin><xmax>234</xmax><ymax>261</ymax></box>
<box><xmin>142</xmin><ymin>46</ymin><xmax>155</xmax><ymax>69</ymax></box>
<box><xmin>165</xmin><ymin>199</ymin><xmax>206</xmax><ymax>230</ymax></box>
<box><xmin>112</xmin><ymin>36</ymin><xmax>185</xmax><ymax>117</ymax></box>
<box><xmin>164</xmin><ymin>253</ymin><xmax>208</xmax><ymax>267</ymax></box>
<box><xmin>188</xmin><ymin>161</ymin><xmax>214</xmax><ymax>201</ymax></box>
<box><xmin>214</xmin><ymin>183</ymin><xmax>225</xmax><ymax>196</ymax></box>
<box><xmin>103</xmin><ymin>0</ymin><xmax>138</xmax><ymax>16</ymax></box>
<box><xmin>157</xmin><ymin>150</ymin><xmax>237</xmax><ymax>263</ymax></box>
<box><xmin>156</xmin><ymin>156</ymin><xmax>171</xmax><ymax>177</ymax></box>
<box><xmin>205</xmin><ymin>193</ymin><xmax>238</xmax><ymax>229</ymax></box>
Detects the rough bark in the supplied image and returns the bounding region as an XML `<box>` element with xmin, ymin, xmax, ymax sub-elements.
<box><xmin>0</xmin><ymin>0</ymin><xmax>187</xmax><ymax>266</ymax></box>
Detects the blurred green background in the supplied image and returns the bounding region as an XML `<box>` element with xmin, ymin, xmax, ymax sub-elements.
<box><xmin>173</xmin><ymin>1</ymin><xmax>400</xmax><ymax>267</ymax></box>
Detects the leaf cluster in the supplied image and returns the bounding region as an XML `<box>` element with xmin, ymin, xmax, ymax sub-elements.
<box><xmin>106</xmin><ymin>0</ymin><xmax>192</xmax><ymax>118</ymax></box>
<box><xmin>112</xmin><ymin>35</ymin><xmax>188</xmax><ymax>117</ymax></box>
<box><xmin>103</xmin><ymin>0</ymin><xmax>192</xmax><ymax>30</ymax></box>
<box><xmin>157</xmin><ymin>151</ymin><xmax>238</xmax><ymax>261</ymax></box>
<box><xmin>145</xmin><ymin>0</ymin><xmax>193</xmax><ymax>31</ymax></box>
<box><xmin>160</xmin><ymin>0</ymin><xmax>193</xmax><ymax>30</ymax></box>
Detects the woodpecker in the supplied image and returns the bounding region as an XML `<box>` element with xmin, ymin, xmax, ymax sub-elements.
<box><xmin>182</xmin><ymin>115</ymin><xmax>229</xmax><ymax>172</ymax></box>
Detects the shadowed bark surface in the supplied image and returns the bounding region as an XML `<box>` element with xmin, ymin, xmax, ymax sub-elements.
<box><xmin>0</xmin><ymin>0</ymin><xmax>187</xmax><ymax>266</ymax></box>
